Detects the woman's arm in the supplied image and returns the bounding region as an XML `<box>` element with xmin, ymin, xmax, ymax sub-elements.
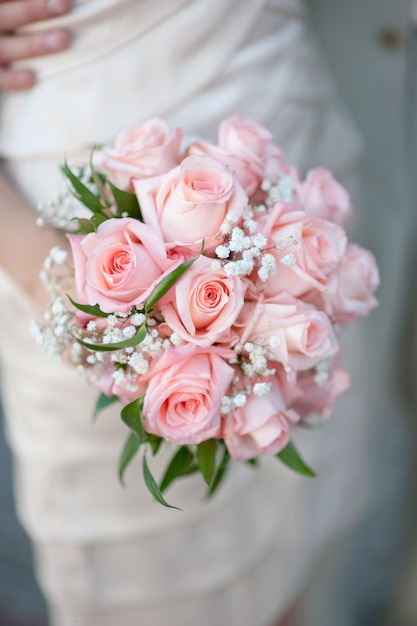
<box><xmin>0</xmin><ymin>0</ymin><xmax>72</xmax><ymax>91</ymax></box>
<box><xmin>0</xmin><ymin>169</ymin><xmax>68</xmax><ymax>310</ymax></box>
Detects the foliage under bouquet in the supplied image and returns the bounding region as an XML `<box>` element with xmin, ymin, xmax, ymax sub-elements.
<box><xmin>33</xmin><ymin>116</ymin><xmax>379</xmax><ymax>508</ymax></box>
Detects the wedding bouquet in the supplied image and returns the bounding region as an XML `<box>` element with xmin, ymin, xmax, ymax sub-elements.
<box><xmin>33</xmin><ymin>116</ymin><xmax>379</xmax><ymax>508</ymax></box>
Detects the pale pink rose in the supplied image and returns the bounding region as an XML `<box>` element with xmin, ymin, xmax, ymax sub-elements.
<box><xmin>291</xmin><ymin>368</ymin><xmax>350</xmax><ymax>419</ymax></box>
<box><xmin>219</xmin><ymin>115</ymin><xmax>288</xmax><ymax>183</ymax></box>
<box><xmin>142</xmin><ymin>345</ymin><xmax>235</xmax><ymax>444</ymax></box>
<box><xmin>134</xmin><ymin>154</ymin><xmax>248</xmax><ymax>254</ymax></box>
<box><xmin>95</xmin><ymin>118</ymin><xmax>183</xmax><ymax>191</ymax></box>
<box><xmin>300</xmin><ymin>167</ymin><xmax>353</xmax><ymax>224</ymax></box>
<box><xmin>160</xmin><ymin>255</ymin><xmax>246</xmax><ymax>347</ymax></box>
<box><xmin>323</xmin><ymin>244</ymin><xmax>379</xmax><ymax>322</ymax></box>
<box><xmin>223</xmin><ymin>378</ymin><xmax>300</xmax><ymax>461</ymax></box>
<box><xmin>187</xmin><ymin>141</ymin><xmax>263</xmax><ymax>196</ymax></box>
<box><xmin>261</xmin><ymin>203</ymin><xmax>347</xmax><ymax>297</ymax></box>
<box><xmin>235</xmin><ymin>294</ymin><xmax>339</xmax><ymax>372</ymax></box>
<box><xmin>68</xmin><ymin>217</ymin><xmax>183</xmax><ymax>314</ymax></box>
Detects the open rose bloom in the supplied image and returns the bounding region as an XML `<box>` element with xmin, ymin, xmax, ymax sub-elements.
<box><xmin>34</xmin><ymin>115</ymin><xmax>379</xmax><ymax>507</ymax></box>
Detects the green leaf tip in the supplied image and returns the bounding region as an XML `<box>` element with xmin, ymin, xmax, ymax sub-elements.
<box><xmin>92</xmin><ymin>392</ymin><xmax>118</xmax><ymax>421</ymax></box>
<box><xmin>159</xmin><ymin>446</ymin><xmax>197</xmax><ymax>493</ymax></box>
<box><xmin>75</xmin><ymin>324</ymin><xmax>147</xmax><ymax>352</ymax></box>
<box><xmin>143</xmin><ymin>455</ymin><xmax>181</xmax><ymax>510</ymax></box>
<box><xmin>121</xmin><ymin>396</ymin><xmax>146</xmax><ymax>442</ymax></box>
<box><xmin>66</xmin><ymin>294</ymin><xmax>109</xmax><ymax>318</ymax></box>
<box><xmin>277</xmin><ymin>440</ymin><xmax>316</xmax><ymax>478</ymax></box>
<box><xmin>61</xmin><ymin>161</ymin><xmax>104</xmax><ymax>215</ymax></box>
<box><xmin>145</xmin><ymin>256</ymin><xmax>200</xmax><ymax>314</ymax></box>
<box><xmin>118</xmin><ymin>433</ymin><xmax>141</xmax><ymax>486</ymax></box>
<box><xmin>197</xmin><ymin>439</ymin><xmax>217</xmax><ymax>486</ymax></box>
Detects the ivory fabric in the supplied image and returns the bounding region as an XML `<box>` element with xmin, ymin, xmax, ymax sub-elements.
<box><xmin>0</xmin><ymin>1</ymin><xmax>369</xmax><ymax>624</ymax></box>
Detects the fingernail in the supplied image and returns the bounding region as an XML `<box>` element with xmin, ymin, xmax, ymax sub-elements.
<box><xmin>47</xmin><ymin>0</ymin><xmax>71</xmax><ymax>15</ymax></box>
<box><xmin>44</xmin><ymin>30</ymin><xmax>69</xmax><ymax>51</ymax></box>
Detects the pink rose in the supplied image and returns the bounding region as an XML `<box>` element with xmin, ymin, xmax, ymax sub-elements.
<box><xmin>223</xmin><ymin>378</ymin><xmax>299</xmax><ymax>461</ymax></box>
<box><xmin>142</xmin><ymin>345</ymin><xmax>235</xmax><ymax>445</ymax></box>
<box><xmin>235</xmin><ymin>294</ymin><xmax>339</xmax><ymax>373</ymax></box>
<box><xmin>291</xmin><ymin>368</ymin><xmax>350</xmax><ymax>420</ymax></box>
<box><xmin>134</xmin><ymin>154</ymin><xmax>248</xmax><ymax>254</ymax></box>
<box><xmin>219</xmin><ymin>115</ymin><xmax>287</xmax><ymax>183</ymax></box>
<box><xmin>323</xmin><ymin>244</ymin><xmax>379</xmax><ymax>322</ymax></box>
<box><xmin>300</xmin><ymin>167</ymin><xmax>353</xmax><ymax>224</ymax></box>
<box><xmin>160</xmin><ymin>255</ymin><xmax>246</xmax><ymax>347</ymax></box>
<box><xmin>187</xmin><ymin>141</ymin><xmax>262</xmax><ymax>196</ymax></box>
<box><xmin>95</xmin><ymin>118</ymin><xmax>183</xmax><ymax>191</ymax></box>
<box><xmin>68</xmin><ymin>217</ymin><xmax>183</xmax><ymax>314</ymax></box>
<box><xmin>261</xmin><ymin>203</ymin><xmax>347</xmax><ymax>297</ymax></box>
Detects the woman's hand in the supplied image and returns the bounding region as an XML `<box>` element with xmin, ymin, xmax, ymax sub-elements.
<box><xmin>0</xmin><ymin>0</ymin><xmax>72</xmax><ymax>91</ymax></box>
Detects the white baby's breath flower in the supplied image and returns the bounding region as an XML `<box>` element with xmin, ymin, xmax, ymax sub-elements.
<box><xmin>280</xmin><ymin>253</ymin><xmax>296</xmax><ymax>267</ymax></box>
<box><xmin>122</xmin><ymin>325</ymin><xmax>137</xmax><ymax>339</ymax></box>
<box><xmin>224</xmin><ymin>262</ymin><xmax>238</xmax><ymax>276</ymax></box>
<box><xmin>244</xmin><ymin>218</ymin><xmax>257</xmax><ymax>233</ymax></box>
<box><xmin>233</xmin><ymin>393</ymin><xmax>247</xmax><ymax>408</ymax></box>
<box><xmin>252</xmin><ymin>233</ymin><xmax>267</xmax><ymax>248</ymax></box>
<box><xmin>128</xmin><ymin>352</ymin><xmax>149</xmax><ymax>375</ymax></box>
<box><xmin>170</xmin><ymin>332</ymin><xmax>182</xmax><ymax>346</ymax></box>
<box><xmin>107</xmin><ymin>314</ymin><xmax>118</xmax><ymax>327</ymax></box>
<box><xmin>50</xmin><ymin>246</ymin><xmax>68</xmax><ymax>265</ymax></box>
<box><xmin>86</xmin><ymin>320</ymin><xmax>97</xmax><ymax>332</ymax></box>
<box><xmin>220</xmin><ymin>222</ymin><xmax>232</xmax><ymax>235</ymax></box>
<box><xmin>220</xmin><ymin>396</ymin><xmax>234</xmax><ymax>414</ymax></box>
<box><xmin>253</xmin><ymin>382</ymin><xmax>272</xmax><ymax>396</ymax></box>
<box><xmin>215</xmin><ymin>245</ymin><xmax>230</xmax><ymax>259</ymax></box>
<box><xmin>269</xmin><ymin>336</ymin><xmax>282</xmax><ymax>349</ymax></box>
<box><xmin>51</xmin><ymin>298</ymin><xmax>65</xmax><ymax>315</ymax></box>
<box><xmin>130</xmin><ymin>313</ymin><xmax>146</xmax><ymax>326</ymax></box>
<box><xmin>276</xmin><ymin>176</ymin><xmax>294</xmax><ymax>202</ymax></box>
<box><xmin>112</xmin><ymin>369</ymin><xmax>125</xmax><ymax>385</ymax></box>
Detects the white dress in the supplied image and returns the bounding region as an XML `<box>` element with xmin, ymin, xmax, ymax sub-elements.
<box><xmin>0</xmin><ymin>1</ymin><xmax>368</xmax><ymax>625</ymax></box>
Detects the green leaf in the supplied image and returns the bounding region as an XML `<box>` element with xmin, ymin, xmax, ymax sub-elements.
<box><xmin>145</xmin><ymin>256</ymin><xmax>199</xmax><ymax>314</ymax></box>
<box><xmin>90</xmin><ymin>148</ymin><xmax>111</xmax><ymax>208</ymax></box>
<box><xmin>246</xmin><ymin>457</ymin><xmax>259</xmax><ymax>467</ymax></box>
<box><xmin>143</xmin><ymin>454</ymin><xmax>181</xmax><ymax>510</ymax></box>
<box><xmin>61</xmin><ymin>162</ymin><xmax>105</xmax><ymax>214</ymax></box>
<box><xmin>66</xmin><ymin>294</ymin><xmax>109</xmax><ymax>318</ymax></box>
<box><xmin>74</xmin><ymin>218</ymin><xmax>96</xmax><ymax>234</ymax></box>
<box><xmin>277</xmin><ymin>440</ymin><xmax>316</xmax><ymax>477</ymax></box>
<box><xmin>75</xmin><ymin>324</ymin><xmax>147</xmax><ymax>352</ymax></box>
<box><xmin>147</xmin><ymin>434</ymin><xmax>163</xmax><ymax>456</ymax></box>
<box><xmin>207</xmin><ymin>445</ymin><xmax>230</xmax><ymax>497</ymax></box>
<box><xmin>108</xmin><ymin>181</ymin><xmax>142</xmax><ymax>220</ymax></box>
<box><xmin>121</xmin><ymin>396</ymin><xmax>146</xmax><ymax>442</ymax></box>
<box><xmin>92</xmin><ymin>392</ymin><xmax>118</xmax><ymax>421</ymax></box>
<box><xmin>90</xmin><ymin>213</ymin><xmax>109</xmax><ymax>229</ymax></box>
<box><xmin>118</xmin><ymin>433</ymin><xmax>141</xmax><ymax>486</ymax></box>
<box><xmin>159</xmin><ymin>446</ymin><xmax>196</xmax><ymax>493</ymax></box>
<box><xmin>197</xmin><ymin>439</ymin><xmax>217</xmax><ymax>486</ymax></box>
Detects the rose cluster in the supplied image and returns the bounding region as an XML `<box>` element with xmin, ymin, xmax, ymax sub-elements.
<box><xmin>34</xmin><ymin>115</ymin><xmax>379</xmax><ymax>500</ymax></box>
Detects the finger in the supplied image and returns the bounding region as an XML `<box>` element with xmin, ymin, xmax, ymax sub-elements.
<box><xmin>0</xmin><ymin>28</ymin><xmax>70</xmax><ymax>64</ymax></box>
<box><xmin>0</xmin><ymin>66</ymin><xmax>35</xmax><ymax>90</ymax></box>
<box><xmin>0</xmin><ymin>0</ymin><xmax>72</xmax><ymax>32</ymax></box>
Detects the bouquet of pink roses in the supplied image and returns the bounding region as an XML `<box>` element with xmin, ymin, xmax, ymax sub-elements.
<box><xmin>33</xmin><ymin>116</ymin><xmax>379</xmax><ymax>508</ymax></box>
